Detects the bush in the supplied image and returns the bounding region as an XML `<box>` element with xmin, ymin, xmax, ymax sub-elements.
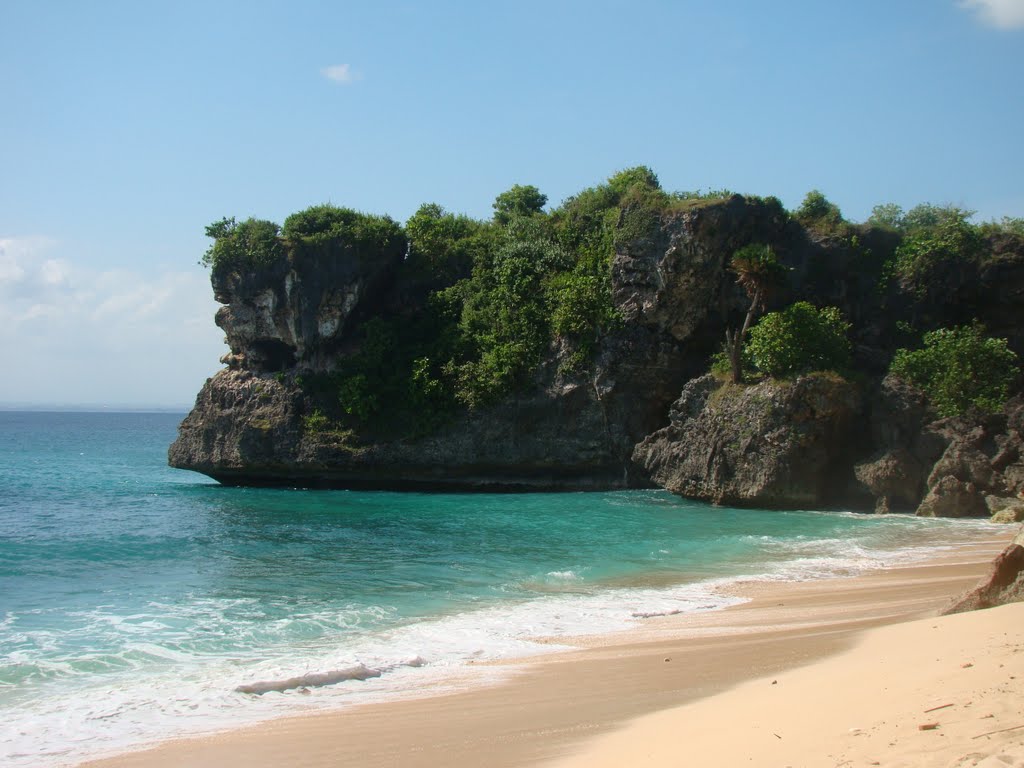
<box><xmin>492</xmin><ymin>185</ymin><xmax>547</xmax><ymax>224</ymax></box>
<box><xmin>202</xmin><ymin>217</ymin><xmax>286</xmax><ymax>276</ymax></box>
<box><xmin>890</xmin><ymin>324</ymin><xmax>1018</xmax><ymax>417</ymax></box>
<box><xmin>795</xmin><ymin>190</ymin><xmax>843</xmax><ymax>229</ymax></box>
<box><xmin>405</xmin><ymin>203</ymin><xmax>490</xmax><ymax>280</ymax></box>
<box><xmin>979</xmin><ymin>216</ymin><xmax>1024</xmax><ymax>237</ymax></box>
<box><xmin>892</xmin><ymin>207</ymin><xmax>982</xmax><ymax>285</ymax></box>
<box><xmin>867</xmin><ymin>203</ymin><xmax>904</xmax><ymax>230</ymax></box>
<box><xmin>282</xmin><ymin>204</ymin><xmax>404</xmax><ymax>258</ymax></box>
<box><xmin>745</xmin><ymin>302</ymin><xmax>851</xmax><ymax>378</ymax></box>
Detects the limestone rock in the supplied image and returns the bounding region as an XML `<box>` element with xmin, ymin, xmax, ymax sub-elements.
<box><xmin>211</xmin><ymin>235</ymin><xmax>405</xmax><ymax>373</ymax></box>
<box><xmin>992</xmin><ymin>508</ymin><xmax>1024</xmax><ymax>524</ymax></box>
<box><xmin>173</xmin><ymin>197</ymin><xmax>793</xmax><ymax>490</ymax></box>
<box><xmin>632</xmin><ymin>373</ymin><xmax>863</xmax><ymax>508</ymax></box>
<box><xmin>987</xmin><ymin>493</ymin><xmax>1024</xmax><ymax>523</ymax></box>
<box><xmin>915</xmin><ymin>476</ymin><xmax>988</xmax><ymax>518</ymax></box>
<box><xmin>854</xmin><ymin>449</ymin><xmax>925</xmax><ymax>513</ymax></box>
<box><xmin>944</xmin><ymin>526</ymin><xmax>1024</xmax><ymax>613</ymax></box>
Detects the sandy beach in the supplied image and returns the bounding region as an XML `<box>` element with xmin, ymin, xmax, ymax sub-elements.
<box><xmin>80</xmin><ymin>533</ymin><xmax>1018</xmax><ymax>768</ymax></box>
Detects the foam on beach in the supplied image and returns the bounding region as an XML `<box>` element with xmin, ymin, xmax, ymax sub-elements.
<box><xmin>0</xmin><ymin>506</ymin><xmax>1007</xmax><ymax>768</ymax></box>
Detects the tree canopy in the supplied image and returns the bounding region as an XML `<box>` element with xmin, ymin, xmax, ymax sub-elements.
<box><xmin>745</xmin><ymin>302</ymin><xmax>851</xmax><ymax>378</ymax></box>
<box><xmin>890</xmin><ymin>324</ymin><xmax>1018</xmax><ymax>417</ymax></box>
<box><xmin>492</xmin><ymin>184</ymin><xmax>548</xmax><ymax>224</ymax></box>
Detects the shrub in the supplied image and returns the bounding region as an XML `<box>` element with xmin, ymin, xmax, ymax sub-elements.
<box><xmin>493</xmin><ymin>185</ymin><xmax>547</xmax><ymax>224</ymax></box>
<box><xmin>795</xmin><ymin>190</ymin><xmax>844</xmax><ymax>229</ymax></box>
<box><xmin>282</xmin><ymin>203</ymin><xmax>404</xmax><ymax>258</ymax></box>
<box><xmin>867</xmin><ymin>203</ymin><xmax>904</xmax><ymax>230</ymax></box>
<box><xmin>201</xmin><ymin>217</ymin><xmax>286</xmax><ymax>276</ymax></box>
<box><xmin>890</xmin><ymin>324</ymin><xmax>1018</xmax><ymax>417</ymax></box>
<box><xmin>745</xmin><ymin>302</ymin><xmax>851</xmax><ymax>378</ymax></box>
<box><xmin>978</xmin><ymin>216</ymin><xmax>1024</xmax><ymax>238</ymax></box>
<box><xmin>405</xmin><ymin>203</ymin><xmax>490</xmax><ymax>280</ymax></box>
<box><xmin>892</xmin><ymin>207</ymin><xmax>982</xmax><ymax>285</ymax></box>
<box><xmin>302</xmin><ymin>408</ymin><xmax>331</xmax><ymax>433</ymax></box>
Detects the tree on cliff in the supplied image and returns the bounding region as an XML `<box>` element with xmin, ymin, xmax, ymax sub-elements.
<box><xmin>746</xmin><ymin>302</ymin><xmax>851</xmax><ymax>378</ymax></box>
<box><xmin>724</xmin><ymin>244</ymin><xmax>786</xmax><ymax>384</ymax></box>
<box><xmin>492</xmin><ymin>185</ymin><xmax>547</xmax><ymax>225</ymax></box>
<box><xmin>890</xmin><ymin>323</ymin><xmax>1018</xmax><ymax>417</ymax></box>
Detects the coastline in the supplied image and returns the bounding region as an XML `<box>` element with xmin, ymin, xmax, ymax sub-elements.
<box><xmin>78</xmin><ymin>531</ymin><xmax>1016</xmax><ymax>768</ymax></box>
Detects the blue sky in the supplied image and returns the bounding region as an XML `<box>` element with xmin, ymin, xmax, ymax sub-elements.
<box><xmin>1</xmin><ymin>0</ymin><xmax>1022</xmax><ymax>407</ymax></box>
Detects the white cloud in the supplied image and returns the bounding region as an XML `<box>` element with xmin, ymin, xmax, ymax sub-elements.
<box><xmin>0</xmin><ymin>236</ymin><xmax>225</xmax><ymax>407</ymax></box>
<box><xmin>0</xmin><ymin>236</ymin><xmax>54</xmax><ymax>283</ymax></box>
<box><xmin>322</xmin><ymin>63</ymin><xmax>361</xmax><ymax>84</ymax></box>
<box><xmin>959</xmin><ymin>0</ymin><xmax>1024</xmax><ymax>28</ymax></box>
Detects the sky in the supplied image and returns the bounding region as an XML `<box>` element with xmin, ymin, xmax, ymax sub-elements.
<box><xmin>1</xmin><ymin>0</ymin><xmax>1022</xmax><ymax>408</ymax></box>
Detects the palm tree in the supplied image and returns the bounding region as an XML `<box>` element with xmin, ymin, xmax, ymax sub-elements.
<box><xmin>724</xmin><ymin>244</ymin><xmax>787</xmax><ymax>384</ymax></box>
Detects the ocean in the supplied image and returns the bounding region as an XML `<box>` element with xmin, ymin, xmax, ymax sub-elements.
<box><xmin>0</xmin><ymin>411</ymin><xmax>1005</xmax><ymax>767</ymax></box>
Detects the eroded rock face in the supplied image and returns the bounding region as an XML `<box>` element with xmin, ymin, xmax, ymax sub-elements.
<box><xmin>212</xmin><ymin>239</ymin><xmax>405</xmax><ymax>372</ymax></box>
<box><xmin>915</xmin><ymin>476</ymin><xmax>989</xmax><ymax>518</ymax></box>
<box><xmin>631</xmin><ymin>373</ymin><xmax>864</xmax><ymax>508</ymax></box>
<box><xmin>911</xmin><ymin>403</ymin><xmax>1024</xmax><ymax>519</ymax></box>
<box><xmin>172</xmin><ymin>200</ymin><xmax>1024</xmax><ymax>499</ymax></box>
<box><xmin>171</xmin><ymin>367</ymin><xmax>634</xmax><ymax>490</ymax></box>
<box><xmin>848</xmin><ymin>376</ymin><xmax>1024</xmax><ymax>518</ymax></box>
<box><xmin>173</xmin><ymin>198</ymin><xmax>792</xmax><ymax>490</ymax></box>
<box><xmin>611</xmin><ymin>196</ymin><xmax>788</xmax><ymax>341</ymax></box>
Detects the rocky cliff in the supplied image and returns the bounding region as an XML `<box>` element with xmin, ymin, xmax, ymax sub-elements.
<box><xmin>171</xmin><ymin>192</ymin><xmax>1024</xmax><ymax>509</ymax></box>
<box><xmin>854</xmin><ymin>380</ymin><xmax>1024</xmax><ymax>518</ymax></box>
<box><xmin>172</xmin><ymin>196</ymin><xmax>791</xmax><ymax>490</ymax></box>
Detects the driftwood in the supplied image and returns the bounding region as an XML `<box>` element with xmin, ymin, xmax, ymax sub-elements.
<box><xmin>972</xmin><ymin>723</ymin><xmax>1024</xmax><ymax>740</ymax></box>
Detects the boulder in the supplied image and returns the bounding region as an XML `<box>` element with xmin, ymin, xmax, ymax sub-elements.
<box><xmin>632</xmin><ymin>372</ymin><xmax>863</xmax><ymax>508</ymax></box>
<box><xmin>854</xmin><ymin>449</ymin><xmax>925</xmax><ymax>513</ymax></box>
<box><xmin>944</xmin><ymin>526</ymin><xmax>1024</xmax><ymax>613</ymax></box>
<box><xmin>914</xmin><ymin>476</ymin><xmax>988</xmax><ymax>518</ymax></box>
<box><xmin>987</xmin><ymin>494</ymin><xmax>1024</xmax><ymax>523</ymax></box>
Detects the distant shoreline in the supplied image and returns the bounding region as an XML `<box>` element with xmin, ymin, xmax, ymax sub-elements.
<box><xmin>79</xmin><ymin>531</ymin><xmax>1015</xmax><ymax>768</ymax></box>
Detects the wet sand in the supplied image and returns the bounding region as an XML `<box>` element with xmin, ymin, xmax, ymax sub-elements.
<box><xmin>81</xmin><ymin>535</ymin><xmax>1015</xmax><ymax>768</ymax></box>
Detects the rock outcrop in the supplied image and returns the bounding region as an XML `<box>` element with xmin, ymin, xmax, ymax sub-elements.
<box><xmin>631</xmin><ymin>373</ymin><xmax>863</xmax><ymax>507</ymax></box>
<box><xmin>172</xmin><ymin>198</ymin><xmax>793</xmax><ymax>490</ymax></box>
<box><xmin>850</xmin><ymin>376</ymin><xmax>1024</xmax><ymax>519</ymax></box>
<box><xmin>944</xmin><ymin>526</ymin><xmax>1024</xmax><ymax>613</ymax></box>
<box><xmin>172</xmin><ymin>193</ymin><xmax>1024</xmax><ymax>504</ymax></box>
<box><xmin>212</xmin><ymin>236</ymin><xmax>405</xmax><ymax>373</ymax></box>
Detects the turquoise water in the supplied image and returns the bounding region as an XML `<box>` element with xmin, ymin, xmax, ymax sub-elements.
<box><xmin>0</xmin><ymin>412</ymin><xmax>1004</xmax><ymax>766</ymax></box>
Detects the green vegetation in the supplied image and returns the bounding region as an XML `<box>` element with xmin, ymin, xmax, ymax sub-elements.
<box><xmin>865</xmin><ymin>203</ymin><xmax>1022</xmax><ymax>293</ymax></box>
<box><xmin>979</xmin><ymin>216</ymin><xmax>1024</xmax><ymax>237</ymax></box>
<box><xmin>890</xmin><ymin>324</ymin><xmax>1018</xmax><ymax>417</ymax></box>
<box><xmin>795</xmin><ymin>190</ymin><xmax>844</xmax><ymax>231</ymax></box>
<box><xmin>202</xmin><ymin>217</ymin><xmax>286</xmax><ymax>274</ymax></box>
<box><xmin>201</xmin><ymin>207</ymin><xmax>402</xmax><ymax>278</ymax></box>
<box><xmin>202</xmin><ymin>171</ymin><xmax>1023</xmax><ymax>439</ymax></box>
<box><xmin>723</xmin><ymin>244</ymin><xmax>788</xmax><ymax>384</ymax></box>
<box><xmin>209</xmin><ymin>170</ymin><xmax>667</xmax><ymax>434</ymax></box>
<box><xmin>492</xmin><ymin>184</ymin><xmax>547</xmax><ymax>224</ymax></box>
<box><xmin>891</xmin><ymin>205</ymin><xmax>982</xmax><ymax>287</ymax></box>
<box><xmin>281</xmin><ymin>204</ymin><xmax>403</xmax><ymax>257</ymax></box>
<box><xmin>745</xmin><ymin>302</ymin><xmax>851</xmax><ymax>378</ymax></box>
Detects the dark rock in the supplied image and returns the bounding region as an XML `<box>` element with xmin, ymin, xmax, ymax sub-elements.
<box><xmin>212</xmin><ymin>234</ymin><xmax>405</xmax><ymax>373</ymax></box>
<box><xmin>854</xmin><ymin>449</ymin><xmax>925</xmax><ymax>513</ymax></box>
<box><xmin>631</xmin><ymin>373</ymin><xmax>863</xmax><ymax>508</ymax></box>
<box><xmin>174</xmin><ymin>198</ymin><xmax>791</xmax><ymax>490</ymax></box>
